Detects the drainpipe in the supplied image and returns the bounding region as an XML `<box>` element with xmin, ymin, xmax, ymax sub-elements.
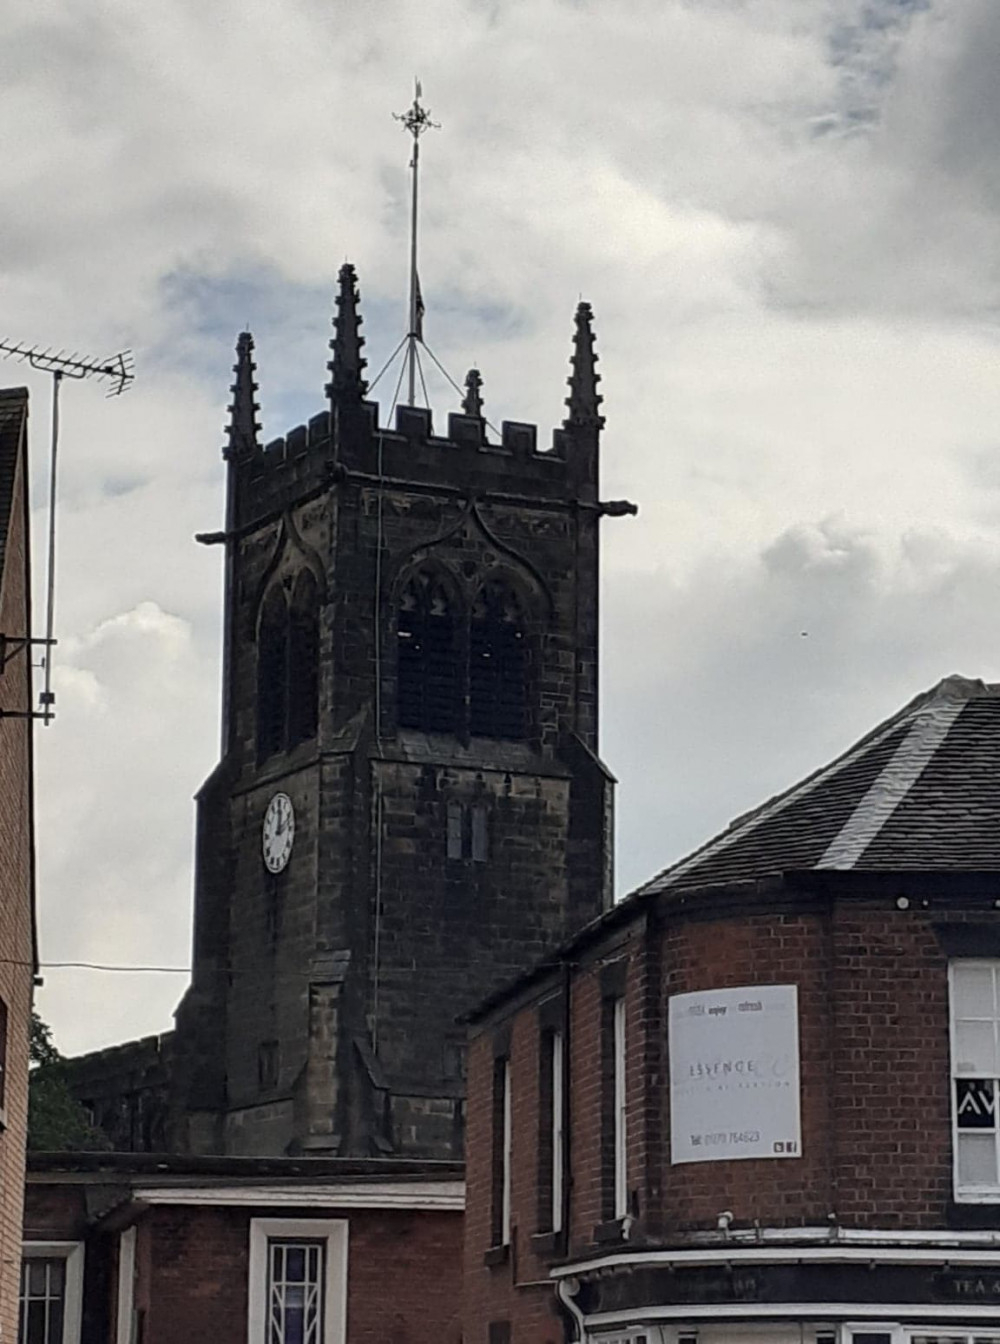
<box><xmin>557</xmin><ymin>1276</ymin><xmax>586</xmax><ymax>1343</ymax></box>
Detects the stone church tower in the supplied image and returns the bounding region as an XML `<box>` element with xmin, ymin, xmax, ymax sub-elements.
<box><xmin>169</xmin><ymin>265</ymin><xmax>620</xmax><ymax>1158</ymax></box>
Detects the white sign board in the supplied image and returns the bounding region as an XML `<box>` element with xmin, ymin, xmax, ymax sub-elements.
<box><xmin>669</xmin><ymin>984</ymin><xmax>801</xmax><ymax>1165</ymax></box>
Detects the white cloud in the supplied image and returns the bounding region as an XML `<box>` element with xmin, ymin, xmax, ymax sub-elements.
<box><xmin>6</xmin><ymin>0</ymin><xmax>1000</xmax><ymax>1052</ymax></box>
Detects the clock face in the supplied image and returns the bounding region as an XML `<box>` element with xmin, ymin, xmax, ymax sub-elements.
<box><xmin>262</xmin><ymin>792</ymin><xmax>295</xmax><ymax>874</ymax></box>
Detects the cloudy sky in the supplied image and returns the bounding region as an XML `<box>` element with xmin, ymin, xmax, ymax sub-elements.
<box><xmin>7</xmin><ymin>0</ymin><xmax>1000</xmax><ymax>1055</ymax></box>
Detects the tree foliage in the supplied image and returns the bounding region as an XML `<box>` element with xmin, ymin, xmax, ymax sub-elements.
<box><xmin>28</xmin><ymin>1012</ymin><xmax>110</xmax><ymax>1152</ymax></box>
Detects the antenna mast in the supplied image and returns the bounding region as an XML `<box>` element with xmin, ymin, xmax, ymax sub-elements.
<box><xmin>0</xmin><ymin>338</ymin><xmax>134</xmax><ymax>723</ymax></box>
<box><xmin>394</xmin><ymin>80</ymin><xmax>438</xmax><ymax>407</ymax></box>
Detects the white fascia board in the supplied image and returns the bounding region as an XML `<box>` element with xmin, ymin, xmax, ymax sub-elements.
<box><xmin>585</xmin><ymin>1303</ymin><xmax>1000</xmax><ymax>1326</ymax></box>
<box><xmin>131</xmin><ymin>1180</ymin><xmax>465</xmax><ymax>1211</ymax></box>
<box><xmin>553</xmin><ymin>1238</ymin><xmax>1000</xmax><ymax>1279</ymax></box>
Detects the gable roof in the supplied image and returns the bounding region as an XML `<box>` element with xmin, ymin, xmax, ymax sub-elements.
<box><xmin>638</xmin><ymin>674</ymin><xmax>1000</xmax><ymax>895</ymax></box>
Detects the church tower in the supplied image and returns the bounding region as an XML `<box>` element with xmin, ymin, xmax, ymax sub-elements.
<box><xmin>171</xmin><ymin>266</ymin><xmax>623</xmax><ymax>1158</ymax></box>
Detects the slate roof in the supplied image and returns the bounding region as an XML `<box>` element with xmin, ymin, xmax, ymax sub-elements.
<box><xmin>639</xmin><ymin>675</ymin><xmax>1000</xmax><ymax>895</ymax></box>
<box><xmin>0</xmin><ymin>389</ymin><xmax>28</xmax><ymax>590</ymax></box>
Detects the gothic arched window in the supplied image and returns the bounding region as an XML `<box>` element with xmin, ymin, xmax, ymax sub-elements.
<box><xmin>288</xmin><ymin>570</ymin><xmax>320</xmax><ymax>747</ymax></box>
<box><xmin>397</xmin><ymin>571</ymin><xmax>459</xmax><ymax>733</ymax></box>
<box><xmin>257</xmin><ymin>586</ymin><xmax>289</xmax><ymax>761</ymax></box>
<box><xmin>470</xmin><ymin>579</ymin><xmax>529</xmax><ymax>740</ymax></box>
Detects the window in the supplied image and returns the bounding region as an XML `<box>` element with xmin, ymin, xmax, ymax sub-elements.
<box><xmin>613</xmin><ymin>996</ymin><xmax>627</xmax><ymax>1219</ymax></box>
<box><xmin>470</xmin><ymin>579</ymin><xmax>528</xmax><ymax>740</ymax></box>
<box><xmin>951</xmin><ymin>961</ymin><xmax>1000</xmax><ymax>1196</ymax></box>
<box><xmin>114</xmin><ymin>1227</ymin><xmax>136</xmax><ymax>1344</ymax></box>
<box><xmin>395</xmin><ymin>567</ymin><xmax>535</xmax><ymax>742</ymax></box>
<box><xmin>257</xmin><ymin>573</ymin><xmax>321</xmax><ymax>762</ymax></box>
<box><xmin>844</xmin><ymin>1331</ymin><xmax>1000</xmax><ymax>1344</ymax></box>
<box><xmin>471</xmin><ymin>804</ymin><xmax>489</xmax><ymax>862</ymax></box>
<box><xmin>397</xmin><ymin>571</ymin><xmax>459</xmax><ymax>734</ymax></box>
<box><xmin>502</xmin><ymin>1059</ymin><xmax>512</xmax><ymax>1244</ymax></box>
<box><xmin>538</xmin><ymin>1028</ymin><xmax>565</xmax><ymax>1233</ymax></box>
<box><xmin>248</xmin><ymin>1219</ymin><xmax>347</xmax><ymax>1344</ymax></box>
<box><xmin>258</xmin><ymin>587</ymin><xmax>289</xmax><ymax>761</ymax></box>
<box><xmin>288</xmin><ymin>571</ymin><xmax>320</xmax><ymax>747</ymax></box>
<box><xmin>268</xmin><ymin>1241</ymin><xmax>323</xmax><ymax>1344</ymax></box>
<box><xmin>18</xmin><ymin>1243</ymin><xmax>84</xmax><ymax>1344</ymax></box>
<box><xmin>551</xmin><ymin>1030</ymin><xmax>565</xmax><ymax>1230</ymax></box>
<box><xmin>491</xmin><ymin>1057</ymin><xmax>512</xmax><ymax>1248</ymax></box>
<box><xmin>447</xmin><ymin>801</ymin><xmax>463</xmax><ymax>860</ymax></box>
<box><xmin>19</xmin><ymin>1260</ymin><xmax>64</xmax><ymax>1344</ymax></box>
<box><xmin>599</xmin><ymin>962</ymin><xmax>629</xmax><ymax>1226</ymax></box>
<box><xmin>445</xmin><ymin>801</ymin><xmax>489</xmax><ymax>863</ymax></box>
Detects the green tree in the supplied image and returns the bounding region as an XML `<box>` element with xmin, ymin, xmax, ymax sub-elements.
<box><xmin>28</xmin><ymin>1012</ymin><xmax>110</xmax><ymax>1151</ymax></box>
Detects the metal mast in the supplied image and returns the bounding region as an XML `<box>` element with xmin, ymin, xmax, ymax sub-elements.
<box><xmin>0</xmin><ymin>339</ymin><xmax>134</xmax><ymax>722</ymax></box>
<box><xmin>394</xmin><ymin>80</ymin><xmax>438</xmax><ymax>407</ymax></box>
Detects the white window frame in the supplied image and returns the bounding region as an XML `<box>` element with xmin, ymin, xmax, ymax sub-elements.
<box><xmin>949</xmin><ymin>960</ymin><xmax>1000</xmax><ymax>1201</ymax></box>
<box><xmin>613</xmin><ymin>995</ymin><xmax>628</xmax><ymax>1220</ymax></box>
<box><xmin>247</xmin><ymin>1218</ymin><xmax>348</xmax><ymax>1344</ymax></box>
<box><xmin>19</xmin><ymin>1241</ymin><xmax>85</xmax><ymax>1344</ymax></box>
<box><xmin>551</xmin><ymin>1029</ymin><xmax>565</xmax><ymax>1233</ymax></box>
<box><xmin>501</xmin><ymin>1058</ymin><xmax>512</xmax><ymax>1245</ymax></box>
<box><xmin>843</xmin><ymin>1326</ymin><xmax>1000</xmax><ymax>1344</ymax></box>
<box><xmin>115</xmin><ymin>1226</ymin><xmax>137</xmax><ymax>1344</ymax></box>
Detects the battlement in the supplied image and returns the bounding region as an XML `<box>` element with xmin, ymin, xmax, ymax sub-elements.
<box><xmin>65</xmin><ymin>1030</ymin><xmax>174</xmax><ymax>1088</ymax></box>
<box><xmin>234</xmin><ymin>397</ymin><xmax>591</xmax><ymax>527</ymax></box>
<box><xmin>224</xmin><ymin>272</ymin><xmax>603</xmax><ymax>527</ymax></box>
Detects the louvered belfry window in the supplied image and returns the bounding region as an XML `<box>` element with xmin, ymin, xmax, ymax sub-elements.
<box><xmin>256</xmin><ymin>572</ymin><xmax>321</xmax><ymax>762</ymax></box>
<box><xmin>470</xmin><ymin>579</ymin><xmax>527</xmax><ymax>740</ymax></box>
<box><xmin>257</xmin><ymin>587</ymin><xmax>289</xmax><ymax>761</ymax></box>
<box><xmin>396</xmin><ymin>570</ymin><xmax>532</xmax><ymax>739</ymax></box>
<box><xmin>396</xmin><ymin>571</ymin><xmax>459</xmax><ymax>733</ymax></box>
<box><xmin>288</xmin><ymin>571</ymin><xmax>320</xmax><ymax>747</ymax></box>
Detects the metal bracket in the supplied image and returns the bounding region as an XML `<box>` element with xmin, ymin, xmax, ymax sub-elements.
<box><xmin>0</xmin><ymin>635</ymin><xmax>57</xmax><ymax>721</ymax></box>
<box><xmin>0</xmin><ymin>634</ymin><xmax>54</xmax><ymax>673</ymax></box>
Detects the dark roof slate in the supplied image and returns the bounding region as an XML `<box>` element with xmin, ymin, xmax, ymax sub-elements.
<box><xmin>862</xmin><ymin>698</ymin><xmax>1000</xmax><ymax>870</ymax></box>
<box><xmin>639</xmin><ymin>675</ymin><xmax>1000</xmax><ymax>895</ymax></box>
<box><xmin>0</xmin><ymin>389</ymin><xmax>27</xmax><ymax>590</ymax></box>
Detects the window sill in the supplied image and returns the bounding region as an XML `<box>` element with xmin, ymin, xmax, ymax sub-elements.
<box><xmin>530</xmin><ymin>1229</ymin><xmax>566</xmax><ymax>1259</ymax></box>
<box><xmin>483</xmin><ymin>1243</ymin><xmax>510</xmax><ymax>1268</ymax></box>
<box><xmin>593</xmin><ymin>1217</ymin><xmax>626</xmax><ymax>1245</ymax></box>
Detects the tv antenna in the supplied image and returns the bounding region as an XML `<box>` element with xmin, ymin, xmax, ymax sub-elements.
<box><xmin>0</xmin><ymin>339</ymin><xmax>135</xmax><ymax>723</ymax></box>
<box><xmin>393</xmin><ymin>79</ymin><xmax>439</xmax><ymax>407</ymax></box>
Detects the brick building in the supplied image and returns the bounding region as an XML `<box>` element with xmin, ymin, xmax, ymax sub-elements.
<box><xmin>464</xmin><ymin>675</ymin><xmax>1000</xmax><ymax>1343</ymax></box>
<box><xmin>23</xmin><ymin>1152</ymin><xmax>463</xmax><ymax>1344</ymax></box>
<box><xmin>0</xmin><ymin>388</ymin><xmax>38</xmax><ymax>1342</ymax></box>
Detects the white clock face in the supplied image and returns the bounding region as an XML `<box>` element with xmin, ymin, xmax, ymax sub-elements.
<box><xmin>262</xmin><ymin>792</ymin><xmax>295</xmax><ymax>874</ymax></box>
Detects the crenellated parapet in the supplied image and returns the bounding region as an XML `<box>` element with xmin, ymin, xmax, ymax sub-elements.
<box><xmin>225</xmin><ymin>267</ymin><xmax>605</xmax><ymax>527</ymax></box>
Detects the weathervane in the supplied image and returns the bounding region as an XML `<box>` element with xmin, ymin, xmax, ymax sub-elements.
<box><xmin>393</xmin><ymin>79</ymin><xmax>439</xmax><ymax>407</ymax></box>
<box><xmin>0</xmin><ymin>339</ymin><xmax>135</xmax><ymax>722</ymax></box>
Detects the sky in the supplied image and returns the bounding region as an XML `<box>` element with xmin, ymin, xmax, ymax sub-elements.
<box><xmin>7</xmin><ymin>0</ymin><xmax>1000</xmax><ymax>1055</ymax></box>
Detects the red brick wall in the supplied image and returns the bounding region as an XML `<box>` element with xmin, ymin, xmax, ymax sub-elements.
<box><xmin>136</xmin><ymin>1203</ymin><xmax>463</xmax><ymax>1344</ymax></box>
<box><xmin>464</xmin><ymin>893</ymin><xmax>1000</xmax><ymax>1339</ymax></box>
<box><xmin>22</xmin><ymin>1181</ymin><xmax>89</xmax><ymax>1241</ymax></box>
<box><xmin>464</xmin><ymin>1017</ymin><xmax>567</xmax><ymax>1344</ymax></box>
<box><xmin>0</xmin><ymin>422</ymin><xmax>36</xmax><ymax>1342</ymax></box>
<box><xmin>657</xmin><ymin>902</ymin><xmax>954</xmax><ymax>1230</ymax></box>
<box><xmin>660</xmin><ymin>910</ymin><xmax>834</xmax><ymax>1229</ymax></box>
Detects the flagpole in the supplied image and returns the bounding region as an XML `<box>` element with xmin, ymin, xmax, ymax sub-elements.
<box><xmin>408</xmin><ymin>120</ymin><xmax>419</xmax><ymax>406</ymax></box>
<box><xmin>394</xmin><ymin>81</ymin><xmax>438</xmax><ymax>408</ymax></box>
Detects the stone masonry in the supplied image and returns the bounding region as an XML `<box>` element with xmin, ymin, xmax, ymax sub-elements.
<box><xmin>69</xmin><ymin>266</ymin><xmax>629</xmax><ymax>1162</ymax></box>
